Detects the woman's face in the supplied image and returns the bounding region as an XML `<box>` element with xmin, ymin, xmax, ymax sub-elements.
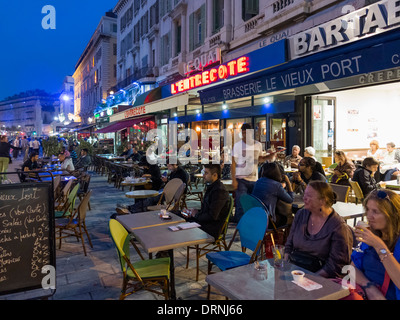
<box><xmin>370</xmin><ymin>143</ymin><xmax>377</xmax><ymax>151</ymax></box>
<box><xmin>365</xmin><ymin>199</ymin><xmax>387</xmax><ymax>231</ymax></box>
<box><xmin>303</xmin><ymin>186</ymin><xmax>324</xmax><ymax>212</ymax></box>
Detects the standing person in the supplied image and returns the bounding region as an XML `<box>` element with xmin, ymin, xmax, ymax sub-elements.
<box><xmin>285</xmin><ymin>145</ymin><xmax>302</xmax><ymax>169</ymax></box>
<box><xmin>0</xmin><ymin>135</ymin><xmax>16</xmax><ymax>182</ymax></box>
<box><xmin>21</xmin><ymin>136</ymin><xmax>29</xmax><ymax>161</ymax></box>
<box><xmin>351</xmin><ymin>189</ymin><xmax>400</xmax><ymax>300</ymax></box>
<box><xmin>352</xmin><ymin>157</ymin><xmax>380</xmax><ymax>197</ymax></box>
<box><xmin>331</xmin><ymin>150</ymin><xmax>355</xmax><ymax>186</ymax></box>
<box><xmin>285</xmin><ymin>181</ymin><xmax>354</xmax><ymax>277</ymax></box>
<box><xmin>12</xmin><ymin>136</ymin><xmax>20</xmax><ymax>159</ymax></box>
<box><xmin>31</xmin><ymin>137</ymin><xmax>40</xmax><ymax>155</ymax></box>
<box><xmin>231</xmin><ymin>123</ymin><xmax>268</xmax><ymax>223</ymax></box>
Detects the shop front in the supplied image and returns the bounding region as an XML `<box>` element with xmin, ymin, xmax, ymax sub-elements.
<box><xmin>193</xmin><ymin>0</ymin><xmax>400</xmax><ymax>164</ymax></box>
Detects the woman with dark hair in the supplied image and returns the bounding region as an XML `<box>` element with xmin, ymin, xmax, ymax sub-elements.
<box><xmin>292</xmin><ymin>157</ymin><xmax>327</xmax><ymax>194</ymax></box>
<box><xmin>351</xmin><ymin>189</ymin><xmax>400</xmax><ymax>300</ymax></box>
<box><xmin>285</xmin><ymin>181</ymin><xmax>354</xmax><ymax>278</ymax></box>
<box><xmin>331</xmin><ymin>150</ymin><xmax>355</xmax><ymax>186</ymax></box>
<box><xmin>252</xmin><ymin>162</ymin><xmax>294</xmax><ymax>227</ymax></box>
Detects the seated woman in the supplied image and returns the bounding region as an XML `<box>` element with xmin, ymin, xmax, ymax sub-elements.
<box><xmin>331</xmin><ymin>150</ymin><xmax>355</xmax><ymax>186</ymax></box>
<box><xmin>367</xmin><ymin>140</ymin><xmax>384</xmax><ymax>161</ymax></box>
<box><xmin>252</xmin><ymin>162</ymin><xmax>294</xmax><ymax>227</ymax></box>
<box><xmin>285</xmin><ymin>181</ymin><xmax>354</xmax><ymax>278</ymax></box>
<box><xmin>352</xmin><ymin>157</ymin><xmax>379</xmax><ymax>197</ymax></box>
<box><xmin>292</xmin><ymin>157</ymin><xmax>327</xmax><ymax>194</ymax></box>
<box><xmin>351</xmin><ymin>189</ymin><xmax>400</xmax><ymax>300</ymax></box>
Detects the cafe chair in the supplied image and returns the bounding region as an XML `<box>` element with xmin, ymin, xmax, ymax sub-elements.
<box><xmin>55</xmin><ymin>190</ymin><xmax>93</xmax><ymax>256</ymax></box>
<box><xmin>349</xmin><ymin>180</ymin><xmax>364</xmax><ymax>204</ymax></box>
<box><xmin>186</xmin><ymin>196</ymin><xmax>234</xmax><ymax>281</ymax></box>
<box><xmin>206</xmin><ymin>207</ymin><xmax>268</xmax><ymax>299</ymax></box>
<box><xmin>329</xmin><ymin>183</ymin><xmax>350</xmax><ymax>203</ymax></box>
<box><xmin>77</xmin><ymin>173</ymin><xmax>91</xmax><ymax>210</ymax></box>
<box><xmin>55</xmin><ymin>183</ymin><xmax>80</xmax><ymax>218</ymax></box>
<box><xmin>109</xmin><ymin>219</ymin><xmax>170</xmax><ymax>300</ymax></box>
<box><xmin>55</xmin><ymin>179</ymin><xmax>74</xmax><ymax>206</ymax></box>
<box><xmin>146</xmin><ymin>178</ymin><xmax>183</xmax><ymax>211</ymax></box>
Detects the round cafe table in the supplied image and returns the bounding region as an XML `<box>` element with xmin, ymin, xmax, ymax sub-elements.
<box><xmin>125</xmin><ymin>189</ymin><xmax>160</xmax><ymax>212</ymax></box>
<box><xmin>121</xmin><ymin>179</ymin><xmax>152</xmax><ymax>191</ymax></box>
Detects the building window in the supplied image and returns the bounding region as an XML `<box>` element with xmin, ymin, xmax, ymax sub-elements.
<box><xmin>175</xmin><ymin>20</ymin><xmax>181</xmax><ymax>56</ymax></box>
<box><xmin>189</xmin><ymin>4</ymin><xmax>206</xmax><ymax>51</ymax></box>
<box><xmin>242</xmin><ymin>0</ymin><xmax>259</xmax><ymax>21</ymax></box>
<box><xmin>213</xmin><ymin>0</ymin><xmax>224</xmax><ymax>34</ymax></box>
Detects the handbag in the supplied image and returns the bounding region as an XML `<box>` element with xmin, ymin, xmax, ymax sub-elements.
<box><xmin>288</xmin><ymin>250</ymin><xmax>325</xmax><ymax>273</ymax></box>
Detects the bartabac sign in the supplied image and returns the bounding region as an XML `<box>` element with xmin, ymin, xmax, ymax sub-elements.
<box><xmin>288</xmin><ymin>0</ymin><xmax>400</xmax><ymax>59</ymax></box>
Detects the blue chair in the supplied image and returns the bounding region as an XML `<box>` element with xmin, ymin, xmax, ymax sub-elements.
<box><xmin>240</xmin><ymin>193</ymin><xmax>269</xmax><ymax>215</ymax></box>
<box><xmin>206</xmin><ymin>207</ymin><xmax>269</xmax><ymax>299</ymax></box>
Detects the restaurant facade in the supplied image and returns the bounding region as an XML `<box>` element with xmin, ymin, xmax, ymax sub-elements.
<box><xmin>164</xmin><ymin>0</ymin><xmax>400</xmax><ymax>163</ymax></box>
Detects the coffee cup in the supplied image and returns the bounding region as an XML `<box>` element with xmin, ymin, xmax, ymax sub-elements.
<box><xmin>291</xmin><ymin>270</ymin><xmax>305</xmax><ymax>282</ymax></box>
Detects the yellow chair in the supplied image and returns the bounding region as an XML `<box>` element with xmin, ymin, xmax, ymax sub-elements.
<box><xmin>109</xmin><ymin>219</ymin><xmax>171</xmax><ymax>300</ymax></box>
<box><xmin>349</xmin><ymin>180</ymin><xmax>365</xmax><ymax>204</ymax></box>
<box><xmin>185</xmin><ymin>196</ymin><xmax>234</xmax><ymax>281</ymax></box>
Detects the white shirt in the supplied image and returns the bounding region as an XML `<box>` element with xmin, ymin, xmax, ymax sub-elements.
<box><xmin>233</xmin><ymin>139</ymin><xmax>263</xmax><ymax>181</ymax></box>
<box><xmin>31</xmin><ymin>140</ymin><xmax>40</xmax><ymax>149</ymax></box>
<box><xmin>61</xmin><ymin>157</ymin><xmax>75</xmax><ymax>171</ymax></box>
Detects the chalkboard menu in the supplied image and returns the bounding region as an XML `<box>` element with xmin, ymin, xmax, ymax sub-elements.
<box><xmin>0</xmin><ymin>182</ymin><xmax>55</xmax><ymax>296</ymax></box>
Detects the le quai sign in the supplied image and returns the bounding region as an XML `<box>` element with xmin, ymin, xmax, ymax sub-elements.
<box><xmin>288</xmin><ymin>0</ymin><xmax>400</xmax><ymax>59</ymax></box>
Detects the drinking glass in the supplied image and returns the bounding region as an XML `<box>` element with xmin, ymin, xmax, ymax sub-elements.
<box><xmin>253</xmin><ymin>261</ymin><xmax>268</xmax><ymax>281</ymax></box>
<box><xmin>272</xmin><ymin>245</ymin><xmax>285</xmax><ymax>268</ymax></box>
<box><xmin>353</xmin><ymin>220</ymin><xmax>369</xmax><ymax>253</ymax></box>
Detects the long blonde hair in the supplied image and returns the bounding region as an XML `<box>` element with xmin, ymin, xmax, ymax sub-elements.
<box><xmin>363</xmin><ymin>189</ymin><xmax>400</xmax><ymax>251</ymax></box>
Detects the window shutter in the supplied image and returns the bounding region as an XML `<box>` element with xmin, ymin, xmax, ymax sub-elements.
<box><xmin>200</xmin><ymin>4</ymin><xmax>206</xmax><ymax>45</ymax></box>
<box><xmin>189</xmin><ymin>12</ymin><xmax>194</xmax><ymax>51</ymax></box>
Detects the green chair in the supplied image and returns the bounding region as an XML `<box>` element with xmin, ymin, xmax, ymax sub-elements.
<box><xmin>185</xmin><ymin>196</ymin><xmax>234</xmax><ymax>281</ymax></box>
<box><xmin>55</xmin><ymin>183</ymin><xmax>80</xmax><ymax>218</ymax></box>
<box><xmin>109</xmin><ymin>219</ymin><xmax>171</xmax><ymax>300</ymax></box>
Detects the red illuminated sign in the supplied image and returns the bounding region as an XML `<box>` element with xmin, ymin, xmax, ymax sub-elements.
<box><xmin>124</xmin><ymin>105</ymin><xmax>146</xmax><ymax>118</ymax></box>
<box><xmin>171</xmin><ymin>56</ymin><xmax>249</xmax><ymax>94</ymax></box>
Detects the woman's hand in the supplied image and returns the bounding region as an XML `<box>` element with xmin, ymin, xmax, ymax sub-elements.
<box><xmin>354</xmin><ymin>226</ymin><xmax>386</xmax><ymax>250</ymax></box>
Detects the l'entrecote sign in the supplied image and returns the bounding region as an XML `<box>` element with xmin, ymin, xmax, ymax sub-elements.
<box><xmin>288</xmin><ymin>0</ymin><xmax>400</xmax><ymax>59</ymax></box>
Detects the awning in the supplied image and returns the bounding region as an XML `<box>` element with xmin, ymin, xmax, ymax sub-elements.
<box><xmin>73</xmin><ymin>123</ymin><xmax>96</xmax><ymax>132</ymax></box>
<box><xmin>95</xmin><ymin>116</ymin><xmax>153</xmax><ymax>134</ymax></box>
<box><xmin>132</xmin><ymin>87</ymin><xmax>162</xmax><ymax>107</ymax></box>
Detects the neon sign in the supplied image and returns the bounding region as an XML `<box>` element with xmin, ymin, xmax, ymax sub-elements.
<box><xmin>171</xmin><ymin>56</ymin><xmax>249</xmax><ymax>94</ymax></box>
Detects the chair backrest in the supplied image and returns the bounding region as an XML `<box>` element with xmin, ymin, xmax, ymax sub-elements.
<box><xmin>62</xmin><ymin>179</ymin><xmax>74</xmax><ymax>198</ymax></box>
<box><xmin>349</xmin><ymin>180</ymin><xmax>364</xmax><ymax>202</ymax></box>
<box><xmin>217</xmin><ymin>196</ymin><xmax>234</xmax><ymax>241</ymax></box>
<box><xmin>109</xmin><ymin>219</ymin><xmax>131</xmax><ymax>274</ymax></box>
<box><xmin>163</xmin><ymin>178</ymin><xmax>184</xmax><ymax>203</ymax></box>
<box><xmin>66</xmin><ymin>183</ymin><xmax>80</xmax><ymax>212</ymax></box>
<box><xmin>329</xmin><ymin>183</ymin><xmax>350</xmax><ymax>203</ymax></box>
<box><xmin>240</xmin><ymin>194</ymin><xmax>269</xmax><ymax>216</ymax></box>
<box><xmin>77</xmin><ymin>190</ymin><xmax>92</xmax><ymax>220</ymax></box>
<box><xmin>237</xmin><ymin>207</ymin><xmax>269</xmax><ymax>252</ymax></box>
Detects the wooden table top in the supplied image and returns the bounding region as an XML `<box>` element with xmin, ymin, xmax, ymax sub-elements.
<box><xmin>116</xmin><ymin>211</ymin><xmax>185</xmax><ymax>230</ymax></box>
<box><xmin>125</xmin><ymin>190</ymin><xmax>159</xmax><ymax>199</ymax></box>
<box><xmin>131</xmin><ymin>223</ymin><xmax>214</xmax><ymax>253</ymax></box>
<box><xmin>206</xmin><ymin>259</ymin><xmax>349</xmax><ymax>300</ymax></box>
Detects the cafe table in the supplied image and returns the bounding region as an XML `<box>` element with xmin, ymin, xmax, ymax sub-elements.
<box><xmin>205</xmin><ymin>259</ymin><xmax>349</xmax><ymax>300</ymax></box>
<box><xmin>118</xmin><ymin>217</ymin><xmax>213</xmax><ymax>299</ymax></box>
<box><xmin>384</xmin><ymin>179</ymin><xmax>400</xmax><ymax>190</ymax></box>
<box><xmin>121</xmin><ymin>178</ymin><xmax>152</xmax><ymax>191</ymax></box>
<box><xmin>221</xmin><ymin>179</ymin><xmax>234</xmax><ymax>192</ymax></box>
<box><xmin>125</xmin><ymin>189</ymin><xmax>160</xmax><ymax>212</ymax></box>
<box><xmin>116</xmin><ymin>210</ymin><xmax>184</xmax><ymax>230</ymax></box>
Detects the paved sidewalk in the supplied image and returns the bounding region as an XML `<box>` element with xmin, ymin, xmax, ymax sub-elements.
<box><xmin>2</xmin><ymin>157</ymin><xmax>238</xmax><ymax>300</ymax></box>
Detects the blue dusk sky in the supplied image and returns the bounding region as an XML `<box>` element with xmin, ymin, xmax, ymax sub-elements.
<box><xmin>0</xmin><ymin>0</ymin><xmax>118</xmax><ymax>101</ymax></box>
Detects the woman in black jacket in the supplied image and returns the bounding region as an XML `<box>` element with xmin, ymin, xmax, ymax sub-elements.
<box><xmin>0</xmin><ymin>135</ymin><xmax>18</xmax><ymax>182</ymax></box>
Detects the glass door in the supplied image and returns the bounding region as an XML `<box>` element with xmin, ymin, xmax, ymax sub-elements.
<box><xmin>311</xmin><ymin>96</ymin><xmax>336</xmax><ymax>161</ymax></box>
<box><xmin>269</xmin><ymin>118</ymin><xmax>287</xmax><ymax>150</ymax></box>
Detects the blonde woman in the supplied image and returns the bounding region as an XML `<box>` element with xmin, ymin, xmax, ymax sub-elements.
<box><xmin>367</xmin><ymin>140</ymin><xmax>384</xmax><ymax>160</ymax></box>
<box><xmin>352</xmin><ymin>189</ymin><xmax>400</xmax><ymax>300</ymax></box>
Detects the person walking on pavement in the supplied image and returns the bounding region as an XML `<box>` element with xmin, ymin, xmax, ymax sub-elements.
<box><xmin>0</xmin><ymin>135</ymin><xmax>19</xmax><ymax>182</ymax></box>
<box><xmin>31</xmin><ymin>137</ymin><xmax>40</xmax><ymax>155</ymax></box>
<box><xmin>21</xmin><ymin>136</ymin><xmax>29</xmax><ymax>161</ymax></box>
<box><xmin>231</xmin><ymin>123</ymin><xmax>270</xmax><ymax>223</ymax></box>
<box><xmin>12</xmin><ymin>136</ymin><xmax>20</xmax><ymax>159</ymax></box>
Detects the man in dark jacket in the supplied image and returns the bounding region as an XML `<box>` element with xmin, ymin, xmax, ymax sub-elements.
<box><xmin>183</xmin><ymin>164</ymin><xmax>230</xmax><ymax>239</ymax></box>
<box><xmin>352</xmin><ymin>157</ymin><xmax>379</xmax><ymax>197</ymax></box>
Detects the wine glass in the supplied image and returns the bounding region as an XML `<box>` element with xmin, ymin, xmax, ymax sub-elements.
<box><xmin>353</xmin><ymin>220</ymin><xmax>369</xmax><ymax>253</ymax></box>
